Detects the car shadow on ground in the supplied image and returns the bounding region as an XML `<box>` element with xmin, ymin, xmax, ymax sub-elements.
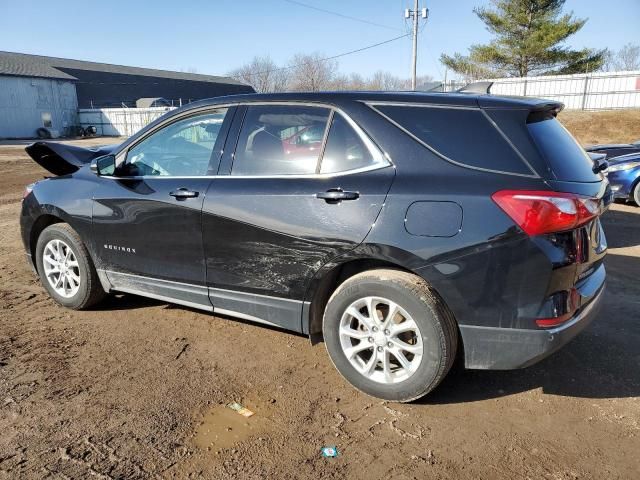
<box><xmin>600</xmin><ymin>203</ymin><xmax>639</xmax><ymax>248</ymax></box>
<box><xmin>93</xmin><ymin>293</ymin><xmax>165</xmax><ymax>311</ymax></box>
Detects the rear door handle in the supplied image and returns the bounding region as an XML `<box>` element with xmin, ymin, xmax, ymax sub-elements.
<box><xmin>170</xmin><ymin>188</ymin><xmax>199</xmax><ymax>199</ymax></box>
<box><xmin>316</xmin><ymin>189</ymin><xmax>359</xmax><ymax>203</ymax></box>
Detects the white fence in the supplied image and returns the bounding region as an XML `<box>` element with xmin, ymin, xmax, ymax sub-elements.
<box><xmin>78</xmin><ymin>71</ymin><xmax>640</xmax><ymax>139</ymax></box>
<box><xmin>78</xmin><ymin>107</ymin><xmax>176</xmax><ymax>136</ymax></box>
<box><xmin>445</xmin><ymin>70</ymin><xmax>640</xmax><ymax>110</ymax></box>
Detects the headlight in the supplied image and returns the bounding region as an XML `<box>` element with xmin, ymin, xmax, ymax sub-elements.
<box><xmin>607</xmin><ymin>161</ymin><xmax>640</xmax><ymax>172</ymax></box>
<box><xmin>22</xmin><ymin>182</ymin><xmax>35</xmax><ymax>200</ymax></box>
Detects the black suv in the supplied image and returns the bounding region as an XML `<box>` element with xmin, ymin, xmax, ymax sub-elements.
<box><xmin>21</xmin><ymin>91</ymin><xmax>608</xmax><ymax>402</ymax></box>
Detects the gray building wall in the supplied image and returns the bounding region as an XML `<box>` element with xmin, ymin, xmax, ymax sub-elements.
<box><xmin>0</xmin><ymin>76</ymin><xmax>78</xmax><ymax>138</ymax></box>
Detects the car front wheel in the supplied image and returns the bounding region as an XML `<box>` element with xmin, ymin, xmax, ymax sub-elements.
<box><xmin>35</xmin><ymin>223</ymin><xmax>106</xmax><ymax>309</ymax></box>
<box><xmin>322</xmin><ymin>269</ymin><xmax>458</xmax><ymax>402</ymax></box>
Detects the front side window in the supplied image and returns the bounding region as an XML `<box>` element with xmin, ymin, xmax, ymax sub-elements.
<box><xmin>232</xmin><ymin>105</ymin><xmax>330</xmax><ymax>175</ymax></box>
<box><xmin>123</xmin><ymin>109</ymin><xmax>228</xmax><ymax>176</ymax></box>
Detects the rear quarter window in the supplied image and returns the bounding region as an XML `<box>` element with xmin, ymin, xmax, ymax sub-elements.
<box><xmin>372</xmin><ymin>104</ymin><xmax>534</xmax><ymax>176</ymax></box>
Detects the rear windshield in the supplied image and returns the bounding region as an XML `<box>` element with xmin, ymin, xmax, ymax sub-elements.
<box><xmin>372</xmin><ymin>104</ymin><xmax>533</xmax><ymax>175</ymax></box>
<box><xmin>527</xmin><ymin>117</ymin><xmax>600</xmax><ymax>182</ymax></box>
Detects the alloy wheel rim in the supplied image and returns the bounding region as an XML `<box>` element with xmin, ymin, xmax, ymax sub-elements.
<box><xmin>42</xmin><ymin>239</ymin><xmax>81</xmax><ymax>298</ymax></box>
<box><xmin>338</xmin><ymin>296</ymin><xmax>424</xmax><ymax>384</ymax></box>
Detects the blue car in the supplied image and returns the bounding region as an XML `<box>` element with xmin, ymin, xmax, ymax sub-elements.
<box><xmin>606</xmin><ymin>152</ymin><xmax>640</xmax><ymax>205</ymax></box>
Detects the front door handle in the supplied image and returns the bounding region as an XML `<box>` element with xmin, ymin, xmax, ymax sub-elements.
<box><xmin>316</xmin><ymin>189</ymin><xmax>359</xmax><ymax>203</ymax></box>
<box><xmin>170</xmin><ymin>188</ymin><xmax>199</xmax><ymax>200</ymax></box>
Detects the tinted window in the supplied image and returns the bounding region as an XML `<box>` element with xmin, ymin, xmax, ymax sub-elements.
<box><xmin>320</xmin><ymin>114</ymin><xmax>378</xmax><ymax>173</ymax></box>
<box><xmin>527</xmin><ymin>117</ymin><xmax>600</xmax><ymax>182</ymax></box>
<box><xmin>373</xmin><ymin>105</ymin><xmax>532</xmax><ymax>175</ymax></box>
<box><xmin>125</xmin><ymin>109</ymin><xmax>227</xmax><ymax>176</ymax></box>
<box><xmin>232</xmin><ymin>105</ymin><xmax>330</xmax><ymax>175</ymax></box>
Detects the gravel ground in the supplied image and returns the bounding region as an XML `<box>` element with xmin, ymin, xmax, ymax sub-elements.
<box><xmin>0</xmin><ymin>139</ymin><xmax>638</xmax><ymax>479</ymax></box>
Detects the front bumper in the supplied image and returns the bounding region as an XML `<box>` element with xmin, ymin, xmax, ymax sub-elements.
<box><xmin>459</xmin><ymin>283</ymin><xmax>605</xmax><ymax>370</ymax></box>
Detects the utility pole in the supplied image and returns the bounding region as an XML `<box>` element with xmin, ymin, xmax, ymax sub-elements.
<box><xmin>405</xmin><ymin>2</ymin><xmax>428</xmax><ymax>90</ymax></box>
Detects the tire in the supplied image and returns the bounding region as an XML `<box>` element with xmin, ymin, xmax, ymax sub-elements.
<box><xmin>35</xmin><ymin>223</ymin><xmax>107</xmax><ymax>310</ymax></box>
<box><xmin>36</xmin><ymin>127</ymin><xmax>51</xmax><ymax>139</ymax></box>
<box><xmin>322</xmin><ymin>269</ymin><xmax>458</xmax><ymax>402</ymax></box>
<box><xmin>632</xmin><ymin>182</ymin><xmax>640</xmax><ymax>207</ymax></box>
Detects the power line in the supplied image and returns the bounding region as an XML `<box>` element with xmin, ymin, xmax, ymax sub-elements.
<box><xmin>239</xmin><ymin>33</ymin><xmax>411</xmax><ymax>78</ymax></box>
<box><xmin>282</xmin><ymin>0</ymin><xmax>402</xmax><ymax>31</ymax></box>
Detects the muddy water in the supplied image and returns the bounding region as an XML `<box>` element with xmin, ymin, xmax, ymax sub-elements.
<box><xmin>193</xmin><ymin>402</ymin><xmax>271</xmax><ymax>450</ymax></box>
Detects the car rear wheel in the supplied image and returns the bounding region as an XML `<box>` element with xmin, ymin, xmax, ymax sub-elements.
<box><xmin>35</xmin><ymin>223</ymin><xmax>106</xmax><ymax>310</ymax></box>
<box><xmin>633</xmin><ymin>182</ymin><xmax>640</xmax><ymax>206</ymax></box>
<box><xmin>322</xmin><ymin>269</ymin><xmax>458</xmax><ymax>402</ymax></box>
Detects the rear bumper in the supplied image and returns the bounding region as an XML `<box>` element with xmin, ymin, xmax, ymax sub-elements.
<box><xmin>459</xmin><ymin>282</ymin><xmax>605</xmax><ymax>370</ymax></box>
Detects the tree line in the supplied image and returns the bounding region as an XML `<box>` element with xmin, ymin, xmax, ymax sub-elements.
<box><xmin>230</xmin><ymin>0</ymin><xmax>639</xmax><ymax>92</ymax></box>
<box><xmin>229</xmin><ymin>53</ymin><xmax>433</xmax><ymax>93</ymax></box>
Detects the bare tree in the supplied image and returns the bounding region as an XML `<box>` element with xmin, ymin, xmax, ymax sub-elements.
<box><xmin>616</xmin><ymin>43</ymin><xmax>640</xmax><ymax>71</ymax></box>
<box><xmin>287</xmin><ymin>53</ymin><xmax>338</xmax><ymax>91</ymax></box>
<box><xmin>368</xmin><ymin>71</ymin><xmax>405</xmax><ymax>90</ymax></box>
<box><xmin>329</xmin><ymin>72</ymin><xmax>370</xmax><ymax>90</ymax></box>
<box><xmin>228</xmin><ymin>54</ymin><xmax>436</xmax><ymax>93</ymax></box>
<box><xmin>229</xmin><ymin>55</ymin><xmax>290</xmax><ymax>93</ymax></box>
<box><xmin>602</xmin><ymin>48</ymin><xmax>617</xmax><ymax>72</ymax></box>
<box><xmin>602</xmin><ymin>44</ymin><xmax>640</xmax><ymax>72</ymax></box>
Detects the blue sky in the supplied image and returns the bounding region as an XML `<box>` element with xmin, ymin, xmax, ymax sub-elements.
<box><xmin>1</xmin><ymin>0</ymin><xmax>637</xmax><ymax>80</ymax></box>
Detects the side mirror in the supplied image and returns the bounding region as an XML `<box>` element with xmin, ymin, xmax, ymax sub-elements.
<box><xmin>90</xmin><ymin>154</ymin><xmax>116</xmax><ymax>176</ymax></box>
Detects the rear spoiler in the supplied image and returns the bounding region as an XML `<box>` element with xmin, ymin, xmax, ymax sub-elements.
<box><xmin>457</xmin><ymin>81</ymin><xmax>494</xmax><ymax>95</ymax></box>
<box><xmin>25</xmin><ymin>142</ymin><xmax>118</xmax><ymax>176</ymax></box>
<box><xmin>459</xmin><ymin>81</ymin><xmax>564</xmax><ymax>116</ymax></box>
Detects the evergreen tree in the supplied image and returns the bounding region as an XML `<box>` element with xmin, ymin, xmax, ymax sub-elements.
<box><xmin>441</xmin><ymin>0</ymin><xmax>605</xmax><ymax>78</ymax></box>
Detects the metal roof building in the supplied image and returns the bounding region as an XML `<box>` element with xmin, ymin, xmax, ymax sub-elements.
<box><xmin>0</xmin><ymin>51</ymin><xmax>253</xmax><ymax>138</ymax></box>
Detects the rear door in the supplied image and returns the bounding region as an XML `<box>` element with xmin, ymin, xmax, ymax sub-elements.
<box><xmin>92</xmin><ymin>107</ymin><xmax>233</xmax><ymax>309</ymax></box>
<box><xmin>202</xmin><ymin>103</ymin><xmax>395</xmax><ymax>330</ymax></box>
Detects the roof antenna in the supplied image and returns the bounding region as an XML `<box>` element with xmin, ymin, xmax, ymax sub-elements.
<box><xmin>457</xmin><ymin>81</ymin><xmax>493</xmax><ymax>95</ymax></box>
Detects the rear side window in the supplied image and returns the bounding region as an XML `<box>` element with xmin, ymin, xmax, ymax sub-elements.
<box><xmin>232</xmin><ymin>105</ymin><xmax>330</xmax><ymax>175</ymax></box>
<box><xmin>527</xmin><ymin>117</ymin><xmax>600</xmax><ymax>182</ymax></box>
<box><xmin>320</xmin><ymin>114</ymin><xmax>378</xmax><ymax>174</ymax></box>
<box><xmin>372</xmin><ymin>105</ymin><xmax>533</xmax><ymax>175</ymax></box>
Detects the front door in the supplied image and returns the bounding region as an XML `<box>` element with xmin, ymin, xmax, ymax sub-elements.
<box><xmin>92</xmin><ymin>107</ymin><xmax>232</xmax><ymax>309</ymax></box>
<box><xmin>202</xmin><ymin>104</ymin><xmax>395</xmax><ymax>329</ymax></box>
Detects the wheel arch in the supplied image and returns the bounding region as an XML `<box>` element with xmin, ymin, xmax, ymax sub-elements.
<box><xmin>28</xmin><ymin>214</ymin><xmax>65</xmax><ymax>271</ymax></box>
<box><xmin>630</xmin><ymin>174</ymin><xmax>640</xmax><ymax>204</ymax></box>
<box><xmin>305</xmin><ymin>256</ymin><xmax>442</xmax><ymax>342</ymax></box>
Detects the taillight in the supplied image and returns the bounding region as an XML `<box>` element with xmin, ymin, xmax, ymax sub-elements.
<box><xmin>491</xmin><ymin>190</ymin><xmax>601</xmax><ymax>236</ymax></box>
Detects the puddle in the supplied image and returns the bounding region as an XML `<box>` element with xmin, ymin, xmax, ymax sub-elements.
<box><xmin>193</xmin><ymin>401</ymin><xmax>271</xmax><ymax>450</ymax></box>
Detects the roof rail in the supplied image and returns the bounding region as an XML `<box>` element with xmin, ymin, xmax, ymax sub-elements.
<box><xmin>457</xmin><ymin>81</ymin><xmax>493</xmax><ymax>95</ymax></box>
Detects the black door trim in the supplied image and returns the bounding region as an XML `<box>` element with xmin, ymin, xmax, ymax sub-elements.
<box><xmin>100</xmin><ymin>270</ymin><xmax>306</xmax><ymax>332</ymax></box>
<box><xmin>209</xmin><ymin>287</ymin><xmax>306</xmax><ymax>332</ymax></box>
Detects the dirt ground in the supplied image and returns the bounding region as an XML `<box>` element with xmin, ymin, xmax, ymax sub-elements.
<box><xmin>559</xmin><ymin>108</ymin><xmax>640</xmax><ymax>145</ymax></box>
<box><xmin>0</xmin><ymin>136</ymin><xmax>639</xmax><ymax>479</ymax></box>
